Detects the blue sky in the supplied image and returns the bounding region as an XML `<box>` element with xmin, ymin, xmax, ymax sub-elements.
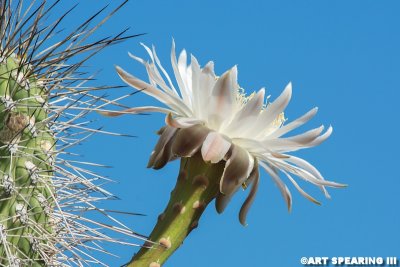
<box><xmin>64</xmin><ymin>0</ymin><xmax>399</xmax><ymax>266</ymax></box>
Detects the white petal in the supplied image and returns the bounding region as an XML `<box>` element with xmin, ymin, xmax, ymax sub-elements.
<box><xmin>196</xmin><ymin>61</ymin><xmax>217</xmax><ymax>120</ymax></box>
<box><xmin>140</xmin><ymin>43</ymin><xmax>154</xmax><ymax>62</ymax></box>
<box><xmin>269</xmin><ymin>107</ymin><xmax>318</xmax><ymax>138</ymax></box>
<box><xmin>223</xmin><ymin>88</ymin><xmax>265</xmax><ymax>136</ymax></box>
<box><xmin>190</xmin><ymin>55</ymin><xmax>202</xmax><ymax>116</ymax></box>
<box><xmin>259</xmin><ymin>162</ymin><xmax>292</xmax><ymax>211</ymax></box>
<box><xmin>143</xmin><ymin>61</ymin><xmax>180</xmax><ymax>97</ymax></box>
<box><xmin>283</xmin><ymin>155</ymin><xmax>332</xmax><ymax>198</ymax></box>
<box><xmin>207</xmin><ymin>66</ymin><xmax>237</xmax><ymax>130</ymax></box>
<box><xmin>143</xmin><ymin>62</ymin><xmax>194</xmax><ymax>117</ymax></box>
<box><xmin>171</xmin><ymin>40</ymin><xmax>192</xmax><ymax>106</ymax></box>
<box><xmin>201</xmin><ymin>132</ymin><xmax>231</xmax><ymax>163</ymax></box>
<box><xmin>130</xmin><ymin>47</ymin><xmax>179</xmax><ymax>98</ymax></box>
<box><xmin>308</xmin><ymin>125</ymin><xmax>333</xmax><ymax>147</ymax></box>
<box><xmin>203</xmin><ymin>61</ymin><xmax>215</xmax><ymax>76</ymax></box>
<box><xmin>231</xmin><ymin>137</ymin><xmax>271</xmax><ymax>154</ymax></box>
<box><xmin>128</xmin><ymin>52</ymin><xmax>146</xmax><ymax>65</ymax></box>
<box><xmin>269</xmin><ymin>157</ymin><xmax>346</xmax><ymax>188</ymax></box>
<box><xmin>261</xmin><ymin>125</ymin><xmax>329</xmax><ymax>153</ymax></box>
<box><xmin>285</xmin><ymin>125</ymin><xmax>325</xmax><ymax>144</ymax></box>
<box><xmin>282</xmin><ymin>170</ymin><xmax>321</xmax><ymax>205</ymax></box>
<box><xmin>116</xmin><ymin>65</ymin><xmax>167</xmax><ymax>102</ymax></box>
<box><xmin>99</xmin><ymin>106</ymin><xmax>177</xmax><ymax>117</ymax></box>
<box><xmin>116</xmin><ymin>66</ymin><xmax>189</xmax><ymax>116</ymax></box>
<box><xmin>178</xmin><ymin>49</ymin><xmax>191</xmax><ymax>95</ymax></box>
<box><xmin>128</xmin><ymin>52</ymin><xmax>157</xmax><ymax>88</ymax></box>
<box><xmin>152</xmin><ymin>45</ymin><xmax>179</xmax><ymax>96</ymax></box>
<box><xmin>249</xmin><ymin>82</ymin><xmax>292</xmax><ymax>139</ymax></box>
<box><xmin>165</xmin><ymin>113</ymin><xmax>203</xmax><ymax>129</ymax></box>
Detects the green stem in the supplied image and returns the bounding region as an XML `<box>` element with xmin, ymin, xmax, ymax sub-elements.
<box><xmin>128</xmin><ymin>153</ymin><xmax>225</xmax><ymax>267</ymax></box>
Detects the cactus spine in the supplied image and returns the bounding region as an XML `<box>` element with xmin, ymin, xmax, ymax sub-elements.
<box><xmin>0</xmin><ymin>52</ymin><xmax>55</xmax><ymax>266</ymax></box>
<box><xmin>0</xmin><ymin>1</ymin><xmax>142</xmax><ymax>266</ymax></box>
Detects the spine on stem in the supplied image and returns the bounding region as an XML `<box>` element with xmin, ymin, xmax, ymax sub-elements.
<box><xmin>0</xmin><ymin>54</ymin><xmax>54</xmax><ymax>266</ymax></box>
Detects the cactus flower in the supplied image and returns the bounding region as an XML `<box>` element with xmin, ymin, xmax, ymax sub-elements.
<box><xmin>102</xmin><ymin>42</ymin><xmax>346</xmax><ymax>266</ymax></box>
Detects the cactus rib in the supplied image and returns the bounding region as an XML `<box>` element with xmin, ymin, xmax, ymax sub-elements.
<box><xmin>0</xmin><ymin>1</ymin><xmax>143</xmax><ymax>266</ymax></box>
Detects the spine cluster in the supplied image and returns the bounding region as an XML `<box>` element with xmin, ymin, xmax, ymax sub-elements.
<box><xmin>0</xmin><ymin>54</ymin><xmax>54</xmax><ymax>265</ymax></box>
<box><xmin>0</xmin><ymin>1</ymin><xmax>143</xmax><ymax>266</ymax></box>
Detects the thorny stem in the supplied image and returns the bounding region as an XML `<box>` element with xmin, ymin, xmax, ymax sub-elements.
<box><xmin>0</xmin><ymin>1</ymin><xmax>144</xmax><ymax>265</ymax></box>
<box><xmin>128</xmin><ymin>152</ymin><xmax>225</xmax><ymax>267</ymax></box>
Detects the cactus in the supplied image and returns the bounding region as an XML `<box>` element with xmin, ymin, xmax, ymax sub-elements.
<box><xmin>0</xmin><ymin>50</ymin><xmax>54</xmax><ymax>266</ymax></box>
<box><xmin>0</xmin><ymin>1</ymin><xmax>142</xmax><ymax>266</ymax></box>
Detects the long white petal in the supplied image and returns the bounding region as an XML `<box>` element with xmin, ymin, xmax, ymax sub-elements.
<box><xmin>196</xmin><ymin>61</ymin><xmax>217</xmax><ymax>120</ymax></box>
<box><xmin>284</xmin><ymin>125</ymin><xmax>325</xmax><ymax>144</ymax></box>
<box><xmin>231</xmin><ymin>137</ymin><xmax>271</xmax><ymax>154</ymax></box>
<box><xmin>269</xmin><ymin>107</ymin><xmax>318</xmax><ymax>138</ymax></box>
<box><xmin>283</xmin><ymin>155</ymin><xmax>332</xmax><ymax>198</ymax></box>
<box><xmin>282</xmin><ymin>170</ymin><xmax>321</xmax><ymax>205</ymax></box>
<box><xmin>116</xmin><ymin>65</ymin><xmax>169</xmax><ymax>103</ymax></box>
<box><xmin>99</xmin><ymin>106</ymin><xmax>177</xmax><ymax>117</ymax></box>
<box><xmin>308</xmin><ymin>125</ymin><xmax>333</xmax><ymax>147</ymax></box>
<box><xmin>140</xmin><ymin>42</ymin><xmax>155</xmax><ymax>62</ymax></box>
<box><xmin>116</xmin><ymin>66</ymin><xmax>189</xmax><ymax>116</ymax></box>
<box><xmin>171</xmin><ymin>40</ymin><xmax>192</xmax><ymax>106</ymax></box>
<box><xmin>201</xmin><ymin>132</ymin><xmax>231</xmax><ymax>163</ymax></box>
<box><xmin>178</xmin><ymin>48</ymin><xmax>192</xmax><ymax>97</ymax></box>
<box><xmin>128</xmin><ymin>52</ymin><xmax>183</xmax><ymax>110</ymax></box>
<box><xmin>261</xmin><ymin>126</ymin><xmax>329</xmax><ymax>153</ymax></box>
<box><xmin>223</xmin><ymin>88</ymin><xmax>265</xmax><ymax>136</ymax></box>
<box><xmin>249</xmin><ymin>82</ymin><xmax>292</xmax><ymax>139</ymax></box>
<box><xmin>152</xmin><ymin>45</ymin><xmax>179</xmax><ymax>96</ymax></box>
<box><xmin>207</xmin><ymin>66</ymin><xmax>237</xmax><ymax>130</ymax></box>
<box><xmin>129</xmin><ymin>48</ymin><xmax>177</xmax><ymax>96</ymax></box>
<box><xmin>259</xmin><ymin>162</ymin><xmax>292</xmax><ymax>211</ymax></box>
<box><xmin>128</xmin><ymin>52</ymin><xmax>146</xmax><ymax>65</ymax></box>
<box><xmin>165</xmin><ymin>113</ymin><xmax>203</xmax><ymax>128</ymax></box>
<box><xmin>190</xmin><ymin>55</ymin><xmax>202</xmax><ymax>117</ymax></box>
<box><xmin>269</xmin><ymin>157</ymin><xmax>346</xmax><ymax>188</ymax></box>
<box><xmin>144</xmin><ymin>62</ymin><xmax>193</xmax><ymax>117</ymax></box>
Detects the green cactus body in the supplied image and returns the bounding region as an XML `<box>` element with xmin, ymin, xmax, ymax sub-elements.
<box><xmin>0</xmin><ymin>54</ymin><xmax>54</xmax><ymax>266</ymax></box>
<box><xmin>0</xmin><ymin>1</ymin><xmax>143</xmax><ymax>266</ymax></box>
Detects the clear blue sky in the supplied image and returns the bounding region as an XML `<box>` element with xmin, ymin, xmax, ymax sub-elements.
<box><xmin>63</xmin><ymin>0</ymin><xmax>399</xmax><ymax>266</ymax></box>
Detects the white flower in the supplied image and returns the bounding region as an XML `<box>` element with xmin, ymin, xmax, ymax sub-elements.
<box><xmin>103</xmin><ymin>41</ymin><xmax>345</xmax><ymax>225</ymax></box>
